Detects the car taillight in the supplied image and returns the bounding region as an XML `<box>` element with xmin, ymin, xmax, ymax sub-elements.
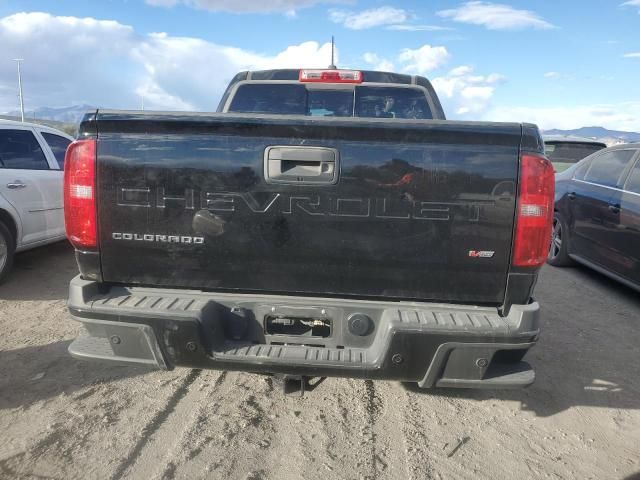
<box><xmin>64</xmin><ymin>139</ymin><xmax>97</xmax><ymax>250</ymax></box>
<box><xmin>299</xmin><ymin>69</ymin><xmax>363</xmax><ymax>83</ymax></box>
<box><xmin>512</xmin><ymin>152</ymin><xmax>555</xmax><ymax>267</ymax></box>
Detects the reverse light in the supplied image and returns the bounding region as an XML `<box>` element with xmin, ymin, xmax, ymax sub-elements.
<box><xmin>512</xmin><ymin>153</ymin><xmax>555</xmax><ymax>267</ymax></box>
<box><xmin>64</xmin><ymin>139</ymin><xmax>97</xmax><ymax>250</ymax></box>
<box><xmin>299</xmin><ymin>69</ymin><xmax>363</xmax><ymax>84</ymax></box>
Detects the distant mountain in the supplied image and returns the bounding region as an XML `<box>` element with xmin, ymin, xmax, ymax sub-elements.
<box><xmin>544</xmin><ymin>126</ymin><xmax>640</xmax><ymax>145</ymax></box>
<box><xmin>0</xmin><ymin>114</ymin><xmax>75</xmax><ymax>134</ymax></box>
<box><xmin>4</xmin><ymin>104</ymin><xmax>94</xmax><ymax>125</ymax></box>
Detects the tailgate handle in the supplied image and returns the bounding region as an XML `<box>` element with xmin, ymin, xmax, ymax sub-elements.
<box><xmin>264</xmin><ymin>146</ymin><xmax>339</xmax><ymax>185</ymax></box>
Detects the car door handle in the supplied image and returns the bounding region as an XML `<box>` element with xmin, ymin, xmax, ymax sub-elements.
<box><xmin>608</xmin><ymin>204</ymin><xmax>621</xmax><ymax>214</ymax></box>
<box><xmin>6</xmin><ymin>181</ymin><xmax>27</xmax><ymax>189</ymax></box>
<box><xmin>567</xmin><ymin>192</ymin><xmax>576</xmax><ymax>200</ymax></box>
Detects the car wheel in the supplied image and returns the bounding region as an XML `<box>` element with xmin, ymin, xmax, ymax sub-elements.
<box><xmin>0</xmin><ymin>221</ymin><xmax>16</xmax><ymax>284</ymax></box>
<box><xmin>547</xmin><ymin>212</ymin><xmax>573</xmax><ymax>267</ymax></box>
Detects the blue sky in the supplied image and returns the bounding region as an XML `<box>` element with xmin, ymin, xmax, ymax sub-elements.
<box><xmin>1</xmin><ymin>0</ymin><xmax>639</xmax><ymax>130</ymax></box>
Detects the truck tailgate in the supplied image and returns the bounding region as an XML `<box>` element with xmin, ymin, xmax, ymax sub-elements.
<box><xmin>95</xmin><ymin>112</ymin><xmax>522</xmax><ymax>305</ymax></box>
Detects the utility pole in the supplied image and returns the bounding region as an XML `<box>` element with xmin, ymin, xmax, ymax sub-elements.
<box><xmin>13</xmin><ymin>59</ymin><xmax>25</xmax><ymax>122</ymax></box>
<box><xmin>141</xmin><ymin>94</ymin><xmax>145</xmax><ymax>111</ymax></box>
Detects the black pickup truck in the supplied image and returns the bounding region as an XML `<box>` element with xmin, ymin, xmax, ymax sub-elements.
<box><xmin>65</xmin><ymin>68</ymin><xmax>554</xmax><ymax>389</ymax></box>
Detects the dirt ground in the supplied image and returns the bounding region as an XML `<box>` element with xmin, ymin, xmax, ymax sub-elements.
<box><xmin>1</xmin><ymin>242</ymin><xmax>639</xmax><ymax>480</ymax></box>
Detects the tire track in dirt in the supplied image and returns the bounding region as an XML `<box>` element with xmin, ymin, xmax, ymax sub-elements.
<box><xmin>400</xmin><ymin>384</ymin><xmax>437</xmax><ymax>479</ymax></box>
<box><xmin>111</xmin><ymin>369</ymin><xmax>204</xmax><ymax>479</ymax></box>
<box><xmin>161</xmin><ymin>372</ymin><xmax>284</xmax><ymax>479</ymax></box>
<box><xmin>364</xmin><ymin>379</ymin><xmax>383</xmax><ymax>479</ymax></box>
<box><xmin>258</xmin><ymin>377</ymin><xmax>375</xmax><ymax>480</ymax></box>
<box><xmin>363</xmin><ymin>380</ymin><xmax>412</xmax><ymax>480</ymax></box>
<box><xmin>264</xmin><ymin>377</ymin><xmax>410</xmax><ymax>480</ymax></box>
<box><xmin>152</xmin><ymin>370</ymin><xmax>232</xmax><ymax>478</ymax></box>
<box><xmin>333</xmin><ymin>379</ymin><xmax>378</xmax><ymax>478</ymax></box>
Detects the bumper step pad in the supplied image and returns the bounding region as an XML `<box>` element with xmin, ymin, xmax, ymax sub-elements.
<box><xmin>67</xmin><ymin>276</ymin><xmax>539</xmax><ymax>388</ymax></box>
<box><xmin>217</xmin><ymin>344</ymin><xmax>368</xmax><ymax>366</ymax></box>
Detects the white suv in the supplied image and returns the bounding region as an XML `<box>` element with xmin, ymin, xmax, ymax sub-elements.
<box><xmin>0</xmin><ymin>120</ymin><xmax>74</xmax><ymax>283</ymax></box>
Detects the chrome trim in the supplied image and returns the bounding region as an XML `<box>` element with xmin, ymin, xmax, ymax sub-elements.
<box><xmin>573</xmin><ymin>179</ymin><xmax>640</xmax><ymax>197</ymax></box>
<box><xmin>28</xmin><ymin>207</ymin><xmax>63</xmax><ymax>213</ymax></box>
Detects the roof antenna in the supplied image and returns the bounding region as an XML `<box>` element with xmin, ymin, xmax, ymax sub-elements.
<box><xmin>328</xmin><ymin>36</ymin><xmax>337</xmax><ymax>69</ymax></box>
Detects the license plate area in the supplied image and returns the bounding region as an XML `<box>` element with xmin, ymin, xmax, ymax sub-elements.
<box><xmin>265</xmin><ymin>315</ymin><xmax>332</xmax><ymax>338</ymax></box>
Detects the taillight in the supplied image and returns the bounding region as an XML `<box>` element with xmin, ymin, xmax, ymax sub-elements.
<box><xmin>64</xmin><ymin>139</ymin><xmax>97</xmax><ymax>250</ymax></box>
<box><xmin>299</xmin><ymin>69</ymin><xmax>363</xmax><ymax>83</ymax></box>
<box><xmin>512</xmin><ymin>152</ymin><xmax>555</xmax><ymax>267</ymax></box>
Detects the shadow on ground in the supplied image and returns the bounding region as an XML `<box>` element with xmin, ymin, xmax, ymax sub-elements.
<box><xmin>0</xmin><ymin>241</ymin><xmax>76</xmax><ymax>301</ymax></box>
<box><xmin>404</xmin><ymin>264</ymin><xmax>640</xmax><ymax>417</ymax></box>
<box><xmin>623</xmin><ymin>473</ymin><xmax>640</xmax><ymax>480</ymax></box>
<box><xmin>0</xmin><ymin>340</ymin><xmax>152</xmax><ymax>410</ymax></box>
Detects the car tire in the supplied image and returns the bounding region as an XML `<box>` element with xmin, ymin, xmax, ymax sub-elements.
<box><xmin>547</xmin><ymin>211</ymin><xmax>573</xmax><ymax>267</ymax></box>
<box><xmin>0</xmin><ymin>221</ymin><xmax>16</xmax><ymax>285</ymax></box>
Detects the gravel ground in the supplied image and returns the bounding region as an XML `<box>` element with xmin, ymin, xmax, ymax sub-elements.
<box><xmin>1</xmin><ymin>242</ymin><xmax>639</xmax><ymax>480</ymax></box>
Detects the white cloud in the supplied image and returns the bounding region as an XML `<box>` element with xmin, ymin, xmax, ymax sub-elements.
<box><xmin>398</xmin><ymin>45</ymin><xmax>450</xmax><ymax>75</ymax></box>
<box><xmin>0</xmin><ymin>12</ymin><xmax>137</xmax><ymax>111</ymax></box>
<box><xmin>363</xmin><ymin>50</ymin><xmax>504</xmax><ymax>117</ymax></box>
<box><xmin>0</xmin><ymin>12</ymin><xmax>336</xmax><ymax>112</ymax></box>
<box><xmin>146</xmin><ymin>0</ymin><xmax>179</xmax><ymax>6</ymax></box>
<box><xmin>484</xmin><ymin>73</ymin><xmax>506</xmax><ymax>84</ymax></box>
<box><xmin>485</xmin><ymin>103</ymin><xmax>640</xmax><ymax>132</ymax></box>
<box><xmin>621</xmin><ymin>0</ymin><xmax>640</xmax><ymax>11</ymax></box>
<box><xmin>431</xmin><ymin>65</ymin><xmax>505</xmax><ymax>116</ymax></box>
<box><xmin>330</xmin><ymin>6</ymin><xmax>454</xmax><ymax>32</ymax></box>
<box><xmin>145</xmin><ymin>0</ymin><xmax>337</xmax><ymax>13</ymax></box>
<box><xmin>449</xmin><ymin>65</ymin><xmax>473</xmax><ymax>76</ymax></box>
<box><xmin>386</xmin><ymin>24</ymin><xmax>452</xmax><ymax>32</ymax></box>
<box><xmin>544</xmin><ymin>71</ymin><xmax>561</xmax><ymax>78</ymax></box>
<box><xmin>221</xmin><ymin>41</ymin><xmax>336</xmax><ymax>71</ymax></box>
<box><xmin>437</xmin><ymin>2</ymin><xmax>555</xmax><ymax>30</ymax></box>
<box><xmin>363</xmin><ymin>53</ymin><xmax>394</xmax><ymax>72</ymax></box>
<box><xmin>461</xmin><ymin>86</ymin><xmax>493</xmax><ymax>100</ymax></box>
<box><xmin>329</xmin><ymin>6</ymin><xmax>408</xmax><ymax>30</ymax></box>
<box><xmin>623</xmin><ymin>52</ymin><xmax>640</xmax><ymax>58</ymax></box>
<box><xmin>133</xmin><ymin>37</ymin><xmax>336</xmax><ymax>109</ymax></box>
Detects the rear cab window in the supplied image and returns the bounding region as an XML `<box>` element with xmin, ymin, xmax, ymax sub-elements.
<box><xmin>355</xmin><ymin>86</ymin><xmax>431</xmax><ymax>119</ymax></box>
<box><xmin>228</xmin><ymin>83</ymin><xmax>433</xmax><ymax>119</ymax></box>
<box><xmin>0</xmin><ymin>129</ymin><xmax>50</xmax><ymax>170</ymax></box>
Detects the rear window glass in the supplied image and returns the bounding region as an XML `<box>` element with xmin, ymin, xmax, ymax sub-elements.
<box><xmin>573</xmin><ymin>159</ymin><xmax>592</xmax><ymax>180</ymax></box>
<box><xmin>308</xmin><ymin>90</ymin><xmax>354</xmax><ymax>117</ymax></box>
<box><xmin>228</xmin><ymin>84</ymin><xmax>307</xmax><ymax>115</ymax></box>
<box><xmin>624</xmin><ymin>158</ymin><xmax>640</xmax><ymax>194</ymax></box>
<box><xmin>41</xmin><ymin>132</ymin><xmax>71</xmax><ymax>169</ymax></box>
<box><xmin>228</xmin><ymin>83</ymin><xmax>432</xmax><ymax>119</ymax></box>
<box><xmin>545</xmin><ymin>142</ymin><xmax>606</xmax><ymax>172</ymax></box>
<box><xmin>584</xmin><ymin>150</ymin><xmax>636</xmax><ymax>187</ymax></box>
<box><xmin>0</xmin><ymin>129</ymin><xmax>50</xmax><ymax>170</ymax></box>
<box><xmin>354</xmin><ymin>86</ymin><xmax>431</xmax><ymax>119</ymax></box>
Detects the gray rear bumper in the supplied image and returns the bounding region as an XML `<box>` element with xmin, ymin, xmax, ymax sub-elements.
<box><xmin>68</xmin><ymin>276</ymin><xmax>540</xmax><ymax>389</ymax></box>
